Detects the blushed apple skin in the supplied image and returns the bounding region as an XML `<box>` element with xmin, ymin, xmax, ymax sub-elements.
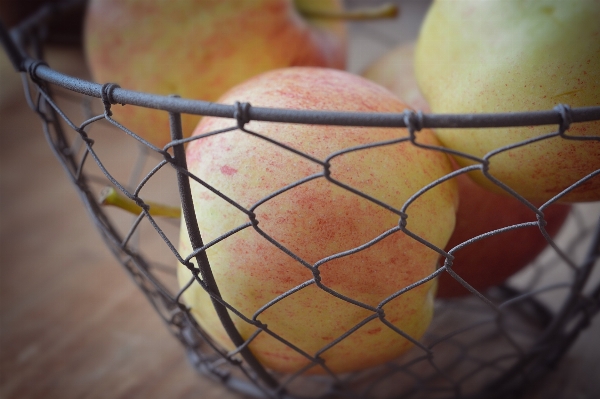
<box><xmin>84</xmin><ymin>0</ymin><xmax>347</xmax><ymax>148</ymax></box>
<box><xmin>415</xmin><ymin>0</ymin><xmax>600</xmax><ymax>203</ymax></box>
<box><xmin>177</xmin><ymin>67</ymin><xmax>459</xmax><ymax>374</ymax></box>
<box><xmin>361</xmin><ymin>42</ymin><xmax>572</xmax><ymax>298</ymax></box>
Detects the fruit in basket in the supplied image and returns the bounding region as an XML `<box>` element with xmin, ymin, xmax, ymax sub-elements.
<box><xmin>438</xmin><ymin>170</ymin><xmax>571</xmax><ymax>297</ymax></box>
<box><xmin>414</xmin><ymin>0</ymin><xmax>600</xmax><ymax>203</ymax></box>
<box><xmin>361</xmin><ymin>43</ymin><xmax>572</xmax><ymax>297</ymax></box>
<box><xmin>177</xmin><ymin>67</ymin><xmax>459</xmax><ymax>374</ymax></box>
<box><xmin>83</xmin><ymin>0</ymin><xmax>348</xmax><ymax>148</ymax></box>
<box><xmin>362</xmin><ymin>41</ymin><xmax>429</xmax><ymax>112</ymax></box>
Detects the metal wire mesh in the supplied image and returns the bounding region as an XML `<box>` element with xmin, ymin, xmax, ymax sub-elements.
<box><xmin>2</xmin><ymin>2</ymin><xmax>600</xmax><ymax>399</ymax></box>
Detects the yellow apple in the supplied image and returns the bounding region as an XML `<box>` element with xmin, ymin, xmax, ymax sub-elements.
<box><xmin>83</xmin><ymin>0</ymin><xmax>347</xmax><ymax>148</ymax></box>
<box><xmin>178</xmin><ymin>67</ymin><xmax>459</xmax><ymax>374</ymax></box>
<box><xmin>362</xmin><ymin>41</ymin><xmax>430</xmax><ymax>112</ymax></box>
<box><xmin>414</xmin><ymin>0</ymin><xmax>600</xmax><ymax>203</ymax></box>
<box><xmin>362</xmin><ymin>41</ymin><xmax>572</xmax><ymax>298</ymax></box>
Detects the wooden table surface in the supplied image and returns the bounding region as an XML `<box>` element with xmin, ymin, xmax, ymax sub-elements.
<box><xmin>1</xmin><ymin>3</ymin><xmax>599</xmax><ymax>398</ymax></box>
<box><xmin>0</xmin><ymin>43</ymin><xmax>249</xmax><ymax>399</ymax></box>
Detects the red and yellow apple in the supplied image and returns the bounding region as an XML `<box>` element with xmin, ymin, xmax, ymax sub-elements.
<box><xmin>362</xmin><ymin>41</ymin><xmax>572</xmax><ymax>298</ymax></box>
<box><xmin>84</xmin><ymin>0</ymin><xmax>347</xmax><ymax>148</ymax></box>
<box><xmin>414</xmin><ymin>0</ymin><xmax>600</xmax><ymax>203</ymax></box>
<box><xmin>177</xmin><ymin>67</ymin><xmax>459</xmax><ymax>374</ymax></box>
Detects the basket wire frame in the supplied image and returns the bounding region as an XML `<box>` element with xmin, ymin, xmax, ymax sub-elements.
<box><xmin>2</xmin><ymin>3</ymin><xmax>600</xmax><ymax>399</ymax></box>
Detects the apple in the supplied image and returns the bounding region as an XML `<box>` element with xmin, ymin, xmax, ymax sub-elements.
<box><xmin>414</xmin><ymin>0</ymin><xmax>600</xmax><ymax>203</ymax></box>
<box><xmin>361</xmin><ymin>42</ymin><xmax>571</xmax><ymax>298</ymax></box>
<box><xmin>83</xmin><ymin>0</ymin><xmax>348</xmax><ymax>148</ymax></box>
<box><xmin>177</xmin><ymin>67</ymin><xmax>459</xmax><ymax>374</ymax></box>
<box><xmin>362</xmin><ymin>42</ymin><xmax>430</xmax><ymax>112</ymax></box>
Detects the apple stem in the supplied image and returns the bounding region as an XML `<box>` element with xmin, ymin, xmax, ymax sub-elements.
<box><xmin>298</xmin><ymin>3</ymin><xmax>399</xmax><ymax>21</ymax></box>
<box><xmin>99</xmin><ymin>186</ymin><xmax>181</xmax><ymax>219</ymax></box>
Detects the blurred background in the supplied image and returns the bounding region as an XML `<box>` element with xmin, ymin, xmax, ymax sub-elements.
<box><xmin>1</xmin><ymin>1</ymin><xmax>599</xmax><ymax>398</ymax></box>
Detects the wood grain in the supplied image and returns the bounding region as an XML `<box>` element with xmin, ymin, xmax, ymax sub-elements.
<box><xmin>0</xmin><ymin>46</ymin><xmax>247</xmax><ymax>399</ymax></box>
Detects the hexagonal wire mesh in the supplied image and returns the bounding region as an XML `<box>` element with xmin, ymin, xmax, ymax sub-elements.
<box><xmin>2</xmin><ymin>2</ymin><xmax>600</xmax><ymax>399</ymax></box>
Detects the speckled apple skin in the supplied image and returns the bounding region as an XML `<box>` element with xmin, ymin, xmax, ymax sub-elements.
<box><xmin>84</xmin><ymin>0</ymin><xmax>347</xmax><ymax>148</ymax></box>
<box><xmin>361</xmin><ymin>43</ymin><xmax>573</xmax><ymax>298</ymax></box>
<box><xmin>177</xmin><ymin>67</ymin><xmax>459</xmax><ymax>374</ymax></box>
<box><xmin>415</xmin><ymin>0</ymin><xmax>600</xmax><ymax>203</ymax></box>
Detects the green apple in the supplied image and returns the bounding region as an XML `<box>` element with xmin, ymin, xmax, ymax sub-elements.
<box><xmin>415</xmin><ymin>0</ymin><xmax>600</xmax><ymax>203</ymax></box>
<box><xmin>362</xmin><ymin>41</ymin><xmax>572</xmax><ymax>298</ymax></box>
<box><xmin>83</xmin><ymin>0</ymin><xmax>347</xmax><ymax>148</ymax></box>
<box><xmin>178</xmin><ymin>67</ymin><xmax>459</xmax><ymax>374</ymax></box>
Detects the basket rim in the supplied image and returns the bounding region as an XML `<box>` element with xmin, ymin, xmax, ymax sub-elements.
<box><xmin>2</xmin><ymin>1</ymin><xmax>600</xmax><ymax>131</ymax></box>
<box><xmin>19</xmin><ymin>58</ymin><xmax>600</xmax><ymax>130</ymax></box>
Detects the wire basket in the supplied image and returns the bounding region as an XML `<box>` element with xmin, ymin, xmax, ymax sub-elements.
<box><xmin>2</xmin><ymin>2</ymin><xmax>600</xmax><ymax>398</ymax></box>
